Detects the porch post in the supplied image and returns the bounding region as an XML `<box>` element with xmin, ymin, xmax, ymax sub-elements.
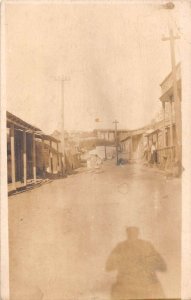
<box><xmin>156</xmin><ymin>132</ymin><xmax>159</xmax><ymax>146</ymax></box>
<box><xmin>10</xmin><ymin>124</ymin><xmax>16</xmax><ymax>190</ymax></box>
<box><xmin>32</xmin><ymin>133</ymin><xmax>37</xmax><ymax>183</ymax></box>
<box><xmin>170</xmin><ymin>99</ymin><xmax>174</xmax><ymax>147</ymax></box>
<box><xmin>49</xmin><ymin>140</ymin><xmax>53</xmax><ymax>174</ymax></box>
<box><xmin>147</xmin><ymin>136</ymin><xmax>150</xmax><ymax>162</ymax></box>
<box><xmin>59</xmin><ymin>153</ymin><xmax>62</xmax><ymax>173</ymax></box>
<box><xmin>147</xmin><ymin>136</ymin><xmax>149</xmax><ymax>148</ymax></box>
<box><xmin>57</xmin><ymin>143</ymin><xmax>60</xmax><ymax>172</ymax></box>
<box><xmin>163</xmin><ymin>102</ymin><xmax>166</xmax><ymax>147</ymax></box>
<box><xmin>130</xmin><ymin>136</ymin><xmax>133</xmax><ymax>160</ymax></box>
<box><xmin>41</xmin><ymin>138</ymin><xmax>45</xmax><ymax>177</ymax></box>
<box><xmin>23</xmin><ymin>130</ymin><xmax>27</xmax><ymax>186</ymax></box>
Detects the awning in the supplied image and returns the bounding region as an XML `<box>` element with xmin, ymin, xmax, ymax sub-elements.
<box><xmin>145</xmin><ymin>128</ymin><xmax>161</xmax><ymax>137</ymax></box>
<box><xmin>7</xmin><ymin>111</ymin><xmax>61</xmax><ymax>143</ymax></box>
<box><xmin>120</xmin><ymin>136</ymin><xmax>131</xmax><ymax>142</ymax></box>
<box><xmin>7</xmin><ymin>111</ymin><xmax>41</xmax><ymax>132</ymax></box>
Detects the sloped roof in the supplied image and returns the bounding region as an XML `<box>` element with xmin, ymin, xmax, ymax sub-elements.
<box><xmin>160</xmin><ymin>62</ymin><xmax>181</xmax><ymax>87</ymax></box>
<box><xmin>7</xmin><ymin>111</ymin><xmax>41</xmax><ymax>132</ymax></box>
<box><xmin>7</xmin><ymin>111</ymin><xmax>60</xmax><ymax>143</ymax></box>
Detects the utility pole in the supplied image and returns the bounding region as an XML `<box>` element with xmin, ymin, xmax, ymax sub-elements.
<box><xmin>162</xmin><ymin>28</ymin><xmax>181</xmax><ymax>165</ymax></box>
<box><xmin>104</xmin><ymin>132</ymin><xmax>107</xmax><ymax>160</ymax></box>
<box><xmin>113</xmin><ymin>120</ymin><xmax>119</xmax><ymax>165</ymax></box>
<box><xmin>56</xmin><ymin>76</ymin><xmax>70</xmax><ymax>174</ymax></box>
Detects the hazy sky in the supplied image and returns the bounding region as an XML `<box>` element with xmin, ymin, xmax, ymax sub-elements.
<box><xmin>5</xmin><ymin>2</ymin><xmax>181</xmax><ymax>133</ymax></box>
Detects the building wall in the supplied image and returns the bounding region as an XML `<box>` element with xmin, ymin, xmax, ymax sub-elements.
<box><xmin>36</xmin><ymin>141</ymin><xmax>61</xmax><ymax>175</ymax></box>
<box><xmin>120</xmin><ymin>134</ymin><xmax>144</xmax><ymax>161</ymax></box>
<box><xmin>131</xmin><ymin>134</ymin><xmax>144</xmax><ymax>161</ymax></box>
<box><xmin>121</xmin><ymin>138</ymin><xmax>131</xmax><ymax>160</ymax></box>
<box><xmin>160</xmin><ymin>63</ymin><xmax>181</xmax><ymax>95</ymax></box>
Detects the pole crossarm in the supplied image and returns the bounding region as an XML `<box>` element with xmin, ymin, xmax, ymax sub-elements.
<box><xmin>162</xmin><ymin>35</ymin><xmax>180</xmax><ymax>41</ymax></box>
<box><xmin>55</xmin><ymin>76</ymin><xmax>70</xmax><ymax>82</ymax></box>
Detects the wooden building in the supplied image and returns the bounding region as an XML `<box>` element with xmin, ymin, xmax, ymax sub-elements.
<box><xmin>51</xmin><ymin>130</ymin><xmax>81</xmax><ymax>173</ymax></box>
<box><xmin>7</xmin><ymin>112</ymin><xmax>63</xmax><ymax>193</ymax></box>
<box><xmin>120</xmin><ymin>128</ymin><xmax>146</xmax><ymax>162</ymax></box>
<box><xmin>157</xmin><ymin>63</ymin><xmax>181</xmax><ymax>171</ymax></box>
<box><xmin>95</xmin><ymin>129</ymin><xmax>131</xmax><ymax>143</ymax></box>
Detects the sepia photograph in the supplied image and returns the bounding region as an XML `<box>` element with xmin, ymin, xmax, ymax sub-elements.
<box><xmin>1</xmin><ymin>1</ymin><xmax>191</xmax><ymax>300</ymax></box>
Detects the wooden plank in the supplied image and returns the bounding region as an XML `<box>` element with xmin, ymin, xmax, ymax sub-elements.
<box><xmin>49</xmin><ymin>140</ymin><xmax>53</xmax><ymax>174</ymax></box>
<box><xmin>163</xmin><ymin>102</ymin><xmax>166</xmax><ymax>147</ymax></box>
<box><xmin>32</xmin><ymin>133</ymin><xmax>37</xmax><ymax>183</ymax></box>
<box><xmin>23</xmin><ymin>131</ymin><xmax>27</xmax><ymax>186</ymax></box>
<box><xmin>57</xmin><ymin>143</ymin><xmax>60</xmax><ymax>172</ymax></box>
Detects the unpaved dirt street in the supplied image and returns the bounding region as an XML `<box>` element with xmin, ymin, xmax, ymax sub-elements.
<box><xmin>9</xmin><ymin>161</ymin><xmax>181</xmax><ymax>300</ymax></box>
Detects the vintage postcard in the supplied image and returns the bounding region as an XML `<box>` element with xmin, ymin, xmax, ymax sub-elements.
<box><xmin>1</xmin><ymin>1</ymin><xmax>191</xmax><ymax>300</ymax></box>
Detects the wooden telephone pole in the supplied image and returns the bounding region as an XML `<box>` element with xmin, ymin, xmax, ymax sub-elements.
<box><xmin>113</xmin><ymin>120</ymin><xmax>119</xmax><ymax>165</ymax></box>
<box><xmin>56</xmin><ymin>76</ymin><xmax>70</xmax><ymax>174</ymax></box>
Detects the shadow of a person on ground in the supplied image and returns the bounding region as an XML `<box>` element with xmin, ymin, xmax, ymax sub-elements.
<box><xmin>106</xmin><ymin>227</ymin><xmax>167</xmax><ymax>300</ymax></box>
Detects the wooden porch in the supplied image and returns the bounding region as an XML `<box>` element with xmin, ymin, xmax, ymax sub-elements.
<box><xmin>7</xmin><ymin>111</ymin><xmax>64</xmax><ymax>195</ymax></box>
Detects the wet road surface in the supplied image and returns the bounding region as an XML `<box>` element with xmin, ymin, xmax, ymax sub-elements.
<box><xmin>9</xmin><ymin>161</ymin><xmax>181</xmax><ymax>300</ymax></box>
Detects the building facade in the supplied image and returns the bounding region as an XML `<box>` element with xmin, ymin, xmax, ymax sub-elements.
<box><xmin>157</xmin><ymin>63</ymin><xmax>181</xmax><ymax>171</ymax></box>
<box><xmin>7</xmin><ymin>112</ymin><xmax>63</xmax><ymax>194</ymax></box>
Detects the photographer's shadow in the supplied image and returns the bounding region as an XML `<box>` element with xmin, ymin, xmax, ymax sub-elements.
<box><xmin>106</xmin><ymin>227</ymin><xmax>167</xmax><ymax>300</ymax></box>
